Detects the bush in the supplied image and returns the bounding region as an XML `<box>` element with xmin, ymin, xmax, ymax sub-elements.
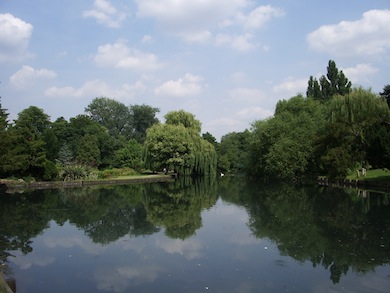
<box><xmin>59</xmin><ymin>164</ymin><xmax>93</xmax><ymax>181</ymax></box>
<box><xmin>43</xmin><ymin>160</ymin><xmax>58</xmax><ymax>181</ymax></box>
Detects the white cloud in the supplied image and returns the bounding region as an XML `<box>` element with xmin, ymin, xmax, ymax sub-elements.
<box><xmin>236</xmin><ymin>107</ymin><xmax>273</xmax><ymax>120</ymax></box>
<box><xmin>135</xmin><ymin>1</ymin><xmax>283</xmax><ymax>48</ymax></box>
<box><xmin>10</xmin><ymin>65</ymin><xmax>57</xmax><ymax>90</ymax></box>
<box><xmin>228</xmin><ymin>87</ymin><xmax>265</xmax><ymax>102</ymax></box>
<box><xmin>93</xmin><ymin>40</ymin><xmax>162</xmax><ymax>71</ymax></box>
<box><xmin>141</xmin><ymin>35</ymin><xmax>153</xmax><ymax>44</ymax></box>
<box><xmin>215</xmin><ymin>33</ymin><xmax>255</xmax><ymax>51</ymax></box>
<box><xmin>155</xmin><ymin>73</ymin><xmax>205</xmax><ymax>97</ymax></box>
<box><xmin>342</xmin><ymin>63</ymin><xmax>379</xmax><ymax>84</ymax></box>
<box><xmin>307</xmin><ymin>9</ymin><xmax>390</xmax><ymax>56</ymax></box>
<box><xmin>272</xmin><ymin>77</ymin><xmax>307</xmax><ymax>97</ymax></box>
<box><xmin>83</xmin><ymin>0</ymin><xmax>128</xmax><ymax>28</ymax></box>
<box><xmin>45</xmin><ymin>79</ymin><xmax>144</xmax><ymax>102</ymax></box>
<box><xmin>0</xmin><ymin>13</ymin><xmax>33</xmax><ymax>62</ymax></box>
<box><xmin>235</xmin><ymin>5</ymin><xmax>285</xmax><ymax>30</ymax></box>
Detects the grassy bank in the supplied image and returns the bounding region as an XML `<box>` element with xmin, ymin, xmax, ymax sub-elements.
<box><xmin>346</xmin><ymin>168</ymin><xmax>390</xmax><ymax>183</ymax></box>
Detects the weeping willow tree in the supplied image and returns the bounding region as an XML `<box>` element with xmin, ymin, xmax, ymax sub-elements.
<box><xmin>143</xmin><ymin>110</ymin><xmax>217</xmax><ymax>176</ymax></box>
<box><xmin>317</xmin><ymin>87</ymin><xmax>390</xmax><ymax>177</ymax></box>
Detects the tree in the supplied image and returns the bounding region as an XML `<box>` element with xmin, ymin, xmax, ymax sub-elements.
<box><xmin>143</xmin><ymin>110</ymin><xmax>217</xmax><ymax>176</ymax></box>
<box><xmin>85</xmin><ymin>97</ymin><xmax>132</xmax><ymax>139</ymax></box>
<box><xmin>318</xmin><ymin>87</ymin><xmax>390</xmax><ymax>175</ymax></box>
<box><xmin>129</xmin><ymin>104</ymin><xmax>160</xmax><ymax>143</ymax></box>
<box><xmin>113</xmin><ymin>139</ymin><xmax>143</xmax><ymax>170</ymax></box>
<box><xmin>218</xmin><ymin>131</ymin><xmax>250</xmax><ymax>173</ymax></box>
<box><xmin>7</xmin><ymin>106</ymin><xmax>51</xmax><ymax>178</ymax></box>
<box><xmin>306</xmin><ymin>60</ymin><xmax>352</xmax><ymax>101</ymax></box>
<box><xmin>248</xmin><ymin>95</ymin><xmax>324</xmax><ymax>180</ymax></box>
<box><xmin>0</xmin><ymin>98</ymin><xmax>12</xmax><ymax>176</ymax></box>
<box><xmin>380</xmin><ymin>84</ymin><xmax>390</xmax><ymax>108</ymax></box>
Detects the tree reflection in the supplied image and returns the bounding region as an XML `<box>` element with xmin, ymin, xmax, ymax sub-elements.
<box><xmin>143</xmin><ymin>176</ymin><xmax>218</xmax><ymax>239</ymax></box>
<box><xmin>221</xmin><ymin>179</ymin><xmax>390</xmax><ymax>284</ymax></box>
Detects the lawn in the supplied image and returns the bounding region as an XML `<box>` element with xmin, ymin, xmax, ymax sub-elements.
<box><xmin>346</xmin><ymin>168</ymin><xmax>390</xmax><ymax>183</ymax></box>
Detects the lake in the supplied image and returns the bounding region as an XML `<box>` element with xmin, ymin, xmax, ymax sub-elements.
<box><xmin>0</xmin><ymin>177</ymin><xmax>389</xmax><ymax>293</ymax></box>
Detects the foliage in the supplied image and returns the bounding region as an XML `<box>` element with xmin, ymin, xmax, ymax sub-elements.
<box><xmin>143</xmin><ymin>110</ymin><xmax>217</xmax><ymax>176</ymax></box>
<box><xmin>218</xmin><ymin>130</ymin><xmax>250</xmax><ymax>173</ymax></box>
<box><xmin>43</xmin><ymin>159</ymin><xmax>58</xmax><ymax>181</ymax></box>
<box><xmin>85</xmin><ymin>97</ymin><xmax>132</xmax><ymax>138</ymax></box>
<box><xmin>59</xmin><ymin>164</ymin><xmax>94</xmax><ymax>181</ymax></box>
<box><xmin>113</xmin><ymin>139</ymin><xmax>143</xmax><ymax>170</ymax></box>
<box><xmin>307</xmin><ymin>60</ymin><xmax>352</xmax><ymax>102</ymax></box>
<box><xmin>380</xmin><ymin>84</ymin><xmax>390</xmax><ymax>108</ymax></box>
<box><xmin>129</xmin><ymin>104</ymin><xmax>160</xmax><ymax>143</ymax></box>
<box><xmin>248</xmin><ymin>95</ymin><xmax>324</xmax><ymax>180</ymax></box>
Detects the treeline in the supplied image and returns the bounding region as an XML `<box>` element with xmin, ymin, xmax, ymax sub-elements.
<box><xmin>218</xmin><ymin>61</ymin><xmax>390</xmax><ymax>179</ymax></box>
<box><xmin>1</xmin><ymin>60</ymin><xmax>389</xmax><ymax>181</ymax></box>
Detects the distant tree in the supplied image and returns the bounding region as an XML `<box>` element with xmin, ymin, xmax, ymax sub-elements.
<box><xmin>8</xmin><ymin>106</ymin><xmax>51</xmax><ymax>178</ymax></box>
<box><xmin>248</xmin><ymin>95</ymin><xmax>324</xmax><ymax>180</ymax></box>
<box><xmin>113</xmin><ymin>139</ymin><xmax>143</xmax><ymax>170</ymax></box>
<box><xmin>218</xmin><ymin>130</ymin><xmax>250</xmax><ymax>173</ymax></box>
<box><xmin>306</xmin><ymin>60</ymin><xmax>352</xmax><ymax>101</ymax></box>
<box><xmin>76</xmin><ymin>134</ymin><xmax>101</xmax><ymax>167</ymax></box>
<box><xmin>143</xmin><ymin>110</ymin><xmax>216</xmax><ymax>176</ymax></box>
<box><xmin>85</xmin><ymin>97</ymin><xmax>132</xmax><ymax>139</ymax></box>
<box><xmin>0</xmin><ymin>98</ymin><xmax>12</xmax><ymax>176</ymax></box>
<box><xmin>380</xmin><ymin>84</ymin><xmax>390</xmax><ymax>108</ymax></box>
<box><xmin>129</xmin><ymin>104</ymin><xmax>160</xmax><ymax>143</ymax></box>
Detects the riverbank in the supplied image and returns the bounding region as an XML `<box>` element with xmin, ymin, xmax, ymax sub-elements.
<box><xmin>0</xmin><ymin>173</ymin><xmax>176</xmax><ymax>193</ymax></box>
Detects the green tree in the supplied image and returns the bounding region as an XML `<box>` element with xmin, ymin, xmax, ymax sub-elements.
<box><xmin>129</xmin><ymin>104</ymin><xmax>160</xmax><ymax>143</ymax></box>
<box><xmin>380</xmin><ymin>84</ymin><xmax>390</xmax><ymax>108</ymax></box>
<box><xmin>143</xmin><ymin>110</ymin><xmax>217</xmax><ymax>176</ymax></box>
<box><xmin>76</xmin><ymin>134</ymin><xmax>101</xmax><ymax>167</ymax></box>
<box><xmin>248</xmin><ymin>95</ymin><xmax>324</xmax><ymax>180</ymax></box>
<box><xmin>306</xmin><ymin>60</ymin><xmax>352</xmax><ymax>101</ymax></box>
<box><xmin>317</xmin><ymin>87</ymin><xmax>390</xmax><ymax>176</ymax></box>
<box><xmin>0</xmin><ymin>98</ymin><xmax>12</xmax><ymax>176</ymax></box>
<box><xmin>113</xmin><ymin>139</ymin><xmax>143</xmax><ymax>170</ymax></box>
<box><xmin>85</xmin><ymin>97</ymin><xmax>132</xmax><ymax>139</ymax></box>
<box><xmin>8</xmin><ymin>106</ymin><xmax>51</xmax><ymax>178</ymax></box>
<box><xmin>218</xmin><ymin>130</ymin><xmax>250</xmax><ymax>173</ymax></box>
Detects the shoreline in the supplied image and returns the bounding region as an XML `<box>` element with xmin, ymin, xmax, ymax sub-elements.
<box><xmin>0</xmin><ymin>174</ymin><xmax>176</xmax><ymax>193</ymax></box>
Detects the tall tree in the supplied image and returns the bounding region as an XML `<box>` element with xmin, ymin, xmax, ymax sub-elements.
<box><xmin>9</xmin><ymin>106</ymin><xmax>51</xmax><ymax>178</ymax></box>
<box><xmin>306</xmin><ymin>60</ymin><xmax>352</xmax><ymax>101</ymax></box>
<box><xmin>143</xmin><ymin>110</ymin><xmax>216</xmax><ymax>176</ymax></box>
<box><xmin>0</xmin><ymin>98</ymin><xmax>11</xmax><ymax>176</ymax></box>
<box><xmin>85</xmin><ymin>97</ymin><xmax>132</xmax><ymax>139</ymax></box>
<box><xmin>129</xmin><ymin>104</ymin><xmax>160</xmax><ymax>143</ymax></box>
<box><xmin>380</xmin><ymin>84</ymin><xmax>390</xmax><ymax>108</ymax></box>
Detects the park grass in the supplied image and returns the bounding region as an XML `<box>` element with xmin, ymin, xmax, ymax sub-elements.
<box><xmin>346</xmin><ymin>168</ymin><xmax>390</xmax><ymax>183</ymax></box>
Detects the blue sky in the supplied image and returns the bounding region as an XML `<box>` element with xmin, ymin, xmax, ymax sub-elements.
<box><xmin>1</xmin><ymin>0</ymin><xmax>389</xmax><ymax>140</ymax></box>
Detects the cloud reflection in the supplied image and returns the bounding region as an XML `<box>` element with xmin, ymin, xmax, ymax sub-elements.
<box><xmin>94</xmin><ymin>265</ymin><xmax>164</xmax><ymax>292</ymax></box>
<box><xmin>9</xmin><ymin>251</ymin><xmax>55</xmax><ymax>270</ymax></box>
<box><xmin>155</xmin><ymin>238</ymin><xmax>203</xmax><ymax>260</ymax></box>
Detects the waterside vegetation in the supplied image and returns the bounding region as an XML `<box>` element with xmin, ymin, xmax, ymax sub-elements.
<box><xmin>1</xmin><ymin>60</ymin><xmax>390</xmax><ymax>184</ymax></box>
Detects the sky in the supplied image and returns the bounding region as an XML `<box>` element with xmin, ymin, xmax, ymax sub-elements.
<box><xmin>1</xmin><ymin>0</ymin><xmax>390</xmax><ymax>140</ymax></box>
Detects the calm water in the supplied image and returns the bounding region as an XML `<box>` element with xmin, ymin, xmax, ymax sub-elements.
<box><xmin>0</xmin><ymin>177</ymin><xmax>389</xmax><ymax>293</ymax></box>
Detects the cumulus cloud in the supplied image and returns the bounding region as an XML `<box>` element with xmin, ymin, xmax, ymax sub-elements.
<box><xmin>342</xmin><ymin>63</ymin><xmax>379</xmax><ymax>84</ymax></box>
<box><xmin>155</xmin><ymin>73</ymin><xmax>205</xmax><ymax>97</ymax></box>
<box><xmin>228</xmin><ymin>87</ymin><xmax>266</xmax><ymax>102</ymax></box>
<box><xmin>236</xmin><ymin>107</ymin><xmax>273</xmax><ymax>120</ymax></box>
<box><xmin>93</xmin><ymin>40</ymin><xmax>162</xmax><ymax>71</ymax></box>
<box><xmin>272</xmin><ymin>77</ymin><xmax>307</xmax><ymax>97</ymax></box>
<box><xmin>0</xmin><ymin>13</ymin><xmax>33</xmax><ymax>62</ymax></box>
<box><xmin>215</xmin><ymin>33</ymin><xmax>255</xmax><ymax>52</ymax></box>
<box><xmin>10</xmin><ymin>65</ymin><xmax>57</xmax><ymax>90</ymax></box>
<box><xmin>45</xmin><ymin>79</ymin><xmax>144</xmax><ymax>101</ymax></box>
<box><xmin>307</xmin><ymin>9</ymin><xmax>390</xmax><ymax>56</ymax></box>
<box><xmin>83</xmin><ymin>0</ymin><xmax>128</xmax><ymax>28</ymax></box>
<box><xmin>235</xmin><ymin>5</ymin><xmax>285</xmax><ymax>30</ymax></box>
<box><xmin>135</xmin><ymin>1</ymin><xmax>284</xmax><ymax>50</ymax></box>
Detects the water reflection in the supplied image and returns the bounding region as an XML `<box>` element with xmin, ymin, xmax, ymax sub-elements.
<box><xmin>0</xmin><ymin>177</ymin><xmax>389</xmax><ymax>292</ymax></box>
<box><xmin>220</xmin><ymin>177</ymin><xmax>390</xmax><ymax>284</ymax></box>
